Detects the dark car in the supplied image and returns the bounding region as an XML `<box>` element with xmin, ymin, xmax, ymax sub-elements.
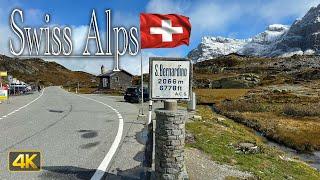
<box><xmin>124</xmin><ymin>87</ymin><xmax>149</xmax><ymax>103</ymax></box>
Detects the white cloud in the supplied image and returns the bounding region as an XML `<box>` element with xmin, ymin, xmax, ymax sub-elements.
<box><xmin>2</xmin><ymin>0</ymin><xmax>320</xmax><ymax>76</ymax></box>
<box><xmin>0</xmin><ymin>25</ymin><xmax>10</xmax><ymax>55</ymax></box>
<box><xmin>0</xmin><ymin>21</ymin><xmax>145</xmax><ymax>75</ymax></box>
<box><xmin>258</xmin><ymin>0</ymin><xmax>320</xmax><ymax>22</ymax></box>
<box><xmin>145</xmin><ymin>0</ymin><xmax>191</xmax><ymax>15</ymax></box>
<box><xmin>146</xmin><ymin>0</ymin><xmax>240</xmax><ymax>32</ymax></box>
<box><xmin>145</xmin><ymin>0</ymin><xmax>320</xmax><ymax>31</ymax></box>
<box><xmin>188</xmin><ymin>3</ymin><xmax>241</xmax><ymax>32</ymax></box>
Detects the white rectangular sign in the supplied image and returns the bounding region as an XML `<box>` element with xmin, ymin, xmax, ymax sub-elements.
<box><xmin>150</xmin><ymin>58</ymin><xmax>191</xmax><ymax>100</ymax></box>
<box><xmin>0</xmin><ymin>89</ymin><xmax>8</xmax><ymax>100</ymax></box>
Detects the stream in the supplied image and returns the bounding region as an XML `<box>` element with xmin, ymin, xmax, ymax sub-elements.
<box><xmin>210</xmin><ymin>105</ymin><xmax>320</xmax><ymax>171</ymax></box>
<box><xmin>256</xmin><ymin>131</ymin><xmax>320</xmax><ymax>171</ymax></box>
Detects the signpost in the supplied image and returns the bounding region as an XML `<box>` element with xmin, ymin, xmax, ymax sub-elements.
<box><xmin>150</xmin><ymin>57</ymin><xmax>192</xmax><ymax>101</ymax></box>
<box><xmin>149</xmin><ymin>57</ymin><xmax>192</xmax><ymax>179</ymax></box>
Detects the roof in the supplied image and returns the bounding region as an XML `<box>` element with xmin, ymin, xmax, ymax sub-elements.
<box><xmin>98</xmin><ymin>69</ymin><xmax>134</xmax><ymax>77</ymax></box>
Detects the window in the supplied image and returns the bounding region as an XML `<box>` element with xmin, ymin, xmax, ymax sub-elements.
<box><xmin>115</xmin><ymin>77</ymin><xmax>119</xmax><ymax>82</ymax></box>
<box><xmin>102</xmin><ymin>78</ymin><xmax>108</xmax><ymax>87</ymax></box>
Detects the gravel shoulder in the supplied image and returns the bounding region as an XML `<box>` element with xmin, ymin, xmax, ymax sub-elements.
<box><xmin>185</xmin><ymin>147</ymin><xmax>253</xmax><ymax>180</ymax></box>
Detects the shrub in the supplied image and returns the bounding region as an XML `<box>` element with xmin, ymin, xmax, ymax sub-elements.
<box><xmin>219</xmin><ymin>100</ymin><xmax>269</xmax><ymax>113</ymax></box>
<box><xmin>283</xmin><ymin>103</ymin><xmax>320</xmax><ymax>117</ymax></box>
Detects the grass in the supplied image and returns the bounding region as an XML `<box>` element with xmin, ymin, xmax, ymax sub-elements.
<box><xmin>186</xmin><ymin>106</ymin><xmax>320</xmax><ymax>179</ymax></box>
<box><xmin>283</xmin><ymin>103</ymin><xmax>320</xmax><ymax>117</ymax></box>
<box><xmin>226</xmin><ymin>112</ymin><xmax>320</xmax><ymax>152</ymax></box>
<box><xmin>216</xmin><ymin>95</ymin><xmax>320</xmax><ymax>152</ymax></box>
<box><xmin>194</xmin><ymin>89</ymin><xmax>249</xmax><ymax>104</ymax></box>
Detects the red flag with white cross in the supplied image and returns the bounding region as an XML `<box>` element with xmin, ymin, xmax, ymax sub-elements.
<box><xmin>140</xmin><ymin>13</ymin><xmax>191</xmax><ymax>49</ymax></box>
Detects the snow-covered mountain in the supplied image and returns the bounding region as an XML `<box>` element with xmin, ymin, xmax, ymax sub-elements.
<box><xmin>188</xmin><ymin>4</ymin><xmax>320</xmax><ymax>62</ymax></box>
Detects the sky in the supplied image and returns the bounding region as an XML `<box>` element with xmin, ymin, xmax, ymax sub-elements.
<box><xmin>0</xmin><ymin>0</ymin><xmax>319</xmax><ymax>75</ymax></box>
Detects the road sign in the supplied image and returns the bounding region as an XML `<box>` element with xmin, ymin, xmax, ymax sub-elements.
<box><xmin>8</xmin><ymin>75</ymin><xmax>13</xmax><ymax>83</ymax></box>
<box><xmin>150</xmin><ymin>57</ymin><xmax>192</xmax><ymax>100</ymax></box>
<box><xmin>0</xmin><ymin>71</ymin><xmax>7</xmax><ymax>76</ymax></box>
<box><xmin>0</xmin><ymin>89</ymin><xmax>8</xmax><ymax>100</ymax></box>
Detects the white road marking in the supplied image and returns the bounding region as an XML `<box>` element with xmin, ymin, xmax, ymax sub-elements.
<box><xmin>75</xmin><ymin>94</ymin><xmax>124</xmax><ymax>180</ymax></box>
<box><xmin>0</xmin><ymin>89</ymin><xmax>45</xmax><ymax>119</ymax></box>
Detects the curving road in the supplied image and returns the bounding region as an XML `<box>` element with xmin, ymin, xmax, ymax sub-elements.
<box><xmin>0</xmin><ymin>86</ymin><xmax>146</xmax><ymax>180</ymax></box>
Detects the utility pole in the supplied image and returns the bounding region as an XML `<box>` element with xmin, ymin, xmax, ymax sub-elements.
<box><xmin>141</xmin><ymin>53</ymin><xmax>144</xmax><ymax>115</ymax></box>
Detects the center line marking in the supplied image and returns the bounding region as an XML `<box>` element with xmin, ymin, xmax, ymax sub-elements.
<box><xmin>75</xmin><ymin>94</ymin><xmax>124</xmax><ymax>180</ymax></box>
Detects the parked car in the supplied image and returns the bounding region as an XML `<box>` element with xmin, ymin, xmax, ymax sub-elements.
<box><xmin>9</xmin><ymin>83</ymin><xmax>30</xmax><ymax>94</ymax></box>
<box><xmin>124</xmin><ymin>87</ymin><xmax>149</xmax><ymax>103</ymax></box>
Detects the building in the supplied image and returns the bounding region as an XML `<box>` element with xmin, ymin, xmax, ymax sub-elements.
<box><xmin>98</xmin><ymin>65</ymin><xmax>133</xmax><ymax>90</ymax></box>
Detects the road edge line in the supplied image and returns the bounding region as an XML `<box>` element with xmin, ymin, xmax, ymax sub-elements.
<box><xmin>75</xmin><ymin>94</ymin><xmax>124</xmax><ymax>180</ymax></box>
<box><xmin>1</xmin><ymin>89</ymin><xmax>45</xmax><ymax>119</ymax></box>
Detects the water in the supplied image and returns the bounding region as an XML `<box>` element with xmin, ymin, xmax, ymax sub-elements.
<box><xmin>210</xmin><ymin>105</ymin><xmax>320</xmax><ymax>171</ymax></box>
<box><xmin>267</xmin><ymin>139</ymin><xmax>320</xmax><ymax>171</ymax></box>
<box><xmin>254</xmin><ymin>130</ymin><xmax>320</xmax><ymax>171</ymax></box>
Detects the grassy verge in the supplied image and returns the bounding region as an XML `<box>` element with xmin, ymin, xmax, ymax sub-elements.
<box><xmin>186</xmin><ymin>106</ymin><xmax>320</xmax><ymax>179</ymax></box>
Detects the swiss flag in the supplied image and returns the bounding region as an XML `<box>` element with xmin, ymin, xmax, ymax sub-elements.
<box><xmin>140</xmin><ymin>13</ymin><xmax>191</xmax><ymax>49</ymax></box>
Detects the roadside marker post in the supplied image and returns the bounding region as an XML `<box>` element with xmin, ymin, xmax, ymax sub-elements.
<box><xmin>147</xmin><ymin>100</ymin><xmax>153</xmax><ymax>124</ymax></box>
<box><xmin>187</xmin><ymin>92</ymin><xmax>196</xmax><ymax>111</ymax></box>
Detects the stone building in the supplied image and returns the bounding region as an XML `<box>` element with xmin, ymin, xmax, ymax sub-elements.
<box><xmin>98</xmin><ymin>65</ymin><xmax>133</xmax><ymax>90</ymax></box>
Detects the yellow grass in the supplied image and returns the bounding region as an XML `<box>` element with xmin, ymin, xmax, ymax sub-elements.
<box><xmin>235</xmin><ymin>112</ymin><xmax>320</xmax><ymax>152</ymax></box>
<box><xmin>195</xmin><ymin>89</ymin><xmax>249</xmax><ymax>104</ymax></box>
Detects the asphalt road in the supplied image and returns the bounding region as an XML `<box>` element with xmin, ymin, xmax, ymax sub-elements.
<box><xmin>0</xmin><ymin>86</ymin><xmax>147</xmax><ymax>180</ymax></box>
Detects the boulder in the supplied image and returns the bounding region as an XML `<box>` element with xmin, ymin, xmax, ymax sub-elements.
<box><xmin>236</xmin><ymin>142</ymin><xmax>260</xmax><ymax>154</ymax></box>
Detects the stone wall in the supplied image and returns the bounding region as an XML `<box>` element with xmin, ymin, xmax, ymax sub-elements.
<box><xmin>155</xmin><ymin>109</ymin><xmax>188</xmax><ymax>180</ymax></box>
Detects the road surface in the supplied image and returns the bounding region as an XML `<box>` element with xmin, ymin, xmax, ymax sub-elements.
<box><xmin>0</xmin><ymin>86</ymin><xmax>147</xmax><ymax>179</ymax></box>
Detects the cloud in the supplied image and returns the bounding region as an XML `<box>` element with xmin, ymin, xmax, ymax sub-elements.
<box><xmin>0</xmin><ymin>19</ymin><xmax>144</xmax><ymax>75</ymax></box>
<box><xmin>2</xmin><ymin>0</ymin><xmax>320</xmax><ymax>76</ymax></box>
<box><xmin>146</xmin><ymin>0</ymin><xmax>190</xmax><ymax>14</ymax></box>
<box><xmin>0</xmin><ymin>25</ymin><xmax>10</xmax><ymax>55</ymax></box>
<box><xmin>188</xmin><ymin>3</ymin><xmax>241</xmax><ymax>32</ymax></box>
<box><xmin>145</xmin><ymin>0</ymin><xmax>320</xmax><ymax>32</ymax></box>
<box><xmin>146</xmin><ymin>0</ymin><xmax>241</xmax><ymax>32</ymax></box>
<box><xmin>258</xmin><ymin>0</ymin><xmax>320</xmax><ymax>22</ymax></box>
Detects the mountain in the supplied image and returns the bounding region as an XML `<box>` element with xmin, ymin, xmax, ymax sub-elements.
<box><xmin>0</xmin><ymin>55</ymin><xmax>98</xmax><ymax>87</ymax></box>
<box><xmin>188</xmin><ymin>4</ymin><xmax>320</xmax><ymax>62</ymax></box>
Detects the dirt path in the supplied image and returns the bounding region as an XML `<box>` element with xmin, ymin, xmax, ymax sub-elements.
<box><xmin>185</xmin><ymin>148</ymin><xmax>253</xmax><ymax>180</ymax></box>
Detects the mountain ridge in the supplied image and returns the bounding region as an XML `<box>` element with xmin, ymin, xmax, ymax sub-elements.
<box><xmin>0</xmin><ymin>55</ymin><xmax>97</xmax><ymax>87</ymax></box>
<box><xmin>188</xmin><ymin>4</ymin><xmax>320</xmax><ymax>62</ymax></box>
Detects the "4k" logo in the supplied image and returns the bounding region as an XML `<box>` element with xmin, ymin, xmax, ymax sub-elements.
<box><xmin>8</xmin><ymin>151</ymin><xmax>41</xmax><ymax>171</ymax></box>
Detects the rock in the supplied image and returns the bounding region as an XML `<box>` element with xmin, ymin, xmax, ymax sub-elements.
<box><xmin>229</xmin><ymin>159</ymin><xmax>238</xmax><ymax>165</ymax></box>
<box><xmin>185</xmin><ymin>132</ymin><xmax>195</xmax><ymax>144</ymax></box>
<box><xmin>282</xmin><ymin>89</ymin><xmax>288</xmax><ymax>93</ymax></box>
<box><xmin>217</xmin><ymin>117</ymin><xmax>225</xmax><ymax>122</ymax></box>
<box><xmin>237</xmin><ymin>142</ymin><xmax>260</xmax><ymax>154</ymax></box>
<box><xmin>191</xmin><ymin>115</ymin><xmax>203</xmax><ymax>121</ymax></box>
<box><xmin>276</xmin><ymin>4</ymin><xmax>320</xmax><ymax>54</ymax></box>
<box><xmin>273</xmin><ymin>89</ymin><xmax>282</xmax><ymax>93</ymax></box>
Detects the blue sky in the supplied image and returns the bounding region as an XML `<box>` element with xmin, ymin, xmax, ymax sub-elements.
<box><xmin>0</xmin><ymin>0</ymin><xmax>319</xmax><ymax>74</ymax></box>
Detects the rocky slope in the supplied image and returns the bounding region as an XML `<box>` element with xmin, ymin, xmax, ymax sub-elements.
<box><xmin>0</xmin><ymin>55</ymin><xmax>97</xmax><ymax>87</ymax></box>
<box><xmin>192</xmin><ymin>54</ymin><xmax>320</xmax><ymax>89</ymax></box>
<box><xmin>188</xmin><ymin>4</ymin><xmax>320</xmax><ymax>62</ymax></box>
